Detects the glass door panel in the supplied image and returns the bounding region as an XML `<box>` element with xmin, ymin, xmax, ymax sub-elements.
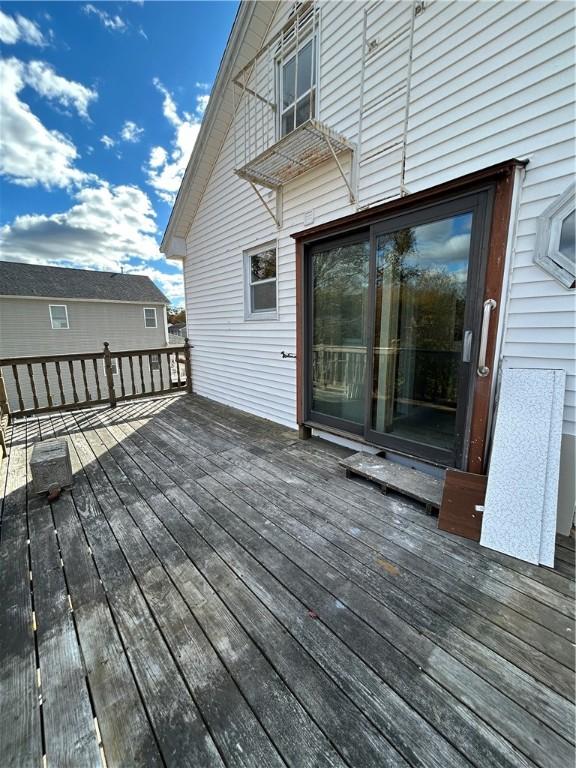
<box><xmin>310</xmin><ymin>238</ymin><xmax>369</xmax><ymax>431</ymax></box>
<box><xmin>370</xmin><ymin>212</ymin><xmax>473</xmax><ymax>455</ymax></box>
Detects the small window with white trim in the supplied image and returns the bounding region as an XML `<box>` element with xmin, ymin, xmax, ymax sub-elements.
<box><xmin>103</xmin><ymin>358</ymin><xmax>119</xmax><ymax>376</ymax></box>
<box><xmin>535</xmin><ymin>184</ymin><xmax>575</xmax><ymax>289</ymax></box>
<box><xmin>144</xmin><ymin>307</ymin><xmax>157</xmax><ymax>328</ymax></box>
<box><xmin>49</xmin><ymin>304</ymin><xmax>69</xmax><ymax>329</ymax></box>
<box><xmin>244</xmin><ymin>243</ymin><xmax>278</xmax><ymax>319</ymax></box>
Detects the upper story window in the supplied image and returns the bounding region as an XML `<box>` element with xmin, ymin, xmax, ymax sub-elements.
<box><xmin>244</xmin><ymin>243</ymin><xmax>277</xmax><ymax>319</ymax></box>
<box><xmin>49</xmin><ymin>304</ymin><xmax>69</xmax><ymax>329</ymax></box>
<box><xmin>535</xmin><ymin>184</ymin><xmax>575</xmax><ymax>289</ymax></box>
<box><xmin>278</xmin><ymin>32</ymin><xmax>317</xmax><ymax>137</ymax></box>
<box><xmin>144</xmin><ymin>307</ymin><xmax>158</xmax><ymax>328</ymax></box>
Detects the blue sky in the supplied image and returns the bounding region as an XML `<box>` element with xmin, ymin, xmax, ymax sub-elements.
<box><xmin>0</xmin><ymin>1</ymin><xmax>239</xmax><ymax>305</ymax></box>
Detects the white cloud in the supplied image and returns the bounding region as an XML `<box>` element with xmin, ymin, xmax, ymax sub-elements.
<box><xmin>24</xmin><ymin>60</ymin><xmax>97</xmax><ymax>118</ymax></box>
<box><xmin>100</xmin><ymin>134</ymin><xmax>115</xmax><ymax>149</ymax></box>
<box><xmin>148</xmin><ymin>146</ymin><xmax>167</xmax><ymax>168</ymax></box>
<box><xmin>128</xmin><ymin>265</ymin><xmax>184</xmax><ymax>302</ymax></box>
<box><xmin>0</xmin><ymin>10</ymin><xmax>46</xmax><ymax>46</ymax></box>
<box><xmin>415</xmin><ymin>217</ymin><xmax>472</xmax><ymax>264</ymax></box>
<box><xmin>144</xmin><ymin>78</ymin><xmax>202</xmax><ymax>204</ymax></box>
<box><xmin>0</xmin><ymin>57</ymin><xmax>90</xmax><ymax>188</ymax></box>
<box><xmin>83</xmin><ymin>4</ymin><xmax>126</xmax><ymax>32</ymax></box>
<box><xmin>120</xmin><ymin>120</ymin><xmax>144</xmax><ymax>143</ymax></box>
<box><xmin>195</xmin><ymin>81</ymin><xmax>211</xmax><ymax>91</ymax></box>
<box><xmin>0</xmin><ymin>182</ymin><xmax>161</xmax><ymax>271</ymax></box>
<box><xmin>196</xmin><ymin>94</ymin><xmax>209</xmax><ymax>116</ymax></box>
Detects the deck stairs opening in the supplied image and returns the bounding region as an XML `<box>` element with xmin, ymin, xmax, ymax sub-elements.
<box><xmin>339</xmin><ymin>451</ymin><xmax>445</xmax><ymax>513</ymax></box>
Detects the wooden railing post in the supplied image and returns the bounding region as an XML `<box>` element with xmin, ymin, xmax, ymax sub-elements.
<box><xmin>184</xmin><ymin>338</ymin><xmax>193</xmax><ymax>394</ymax></box>
<box><xmin>103</xmin><ymin>342</ymin><xmax>117</xmax><ymax>408</ymax></box>
<box><xmin>0</xmin><ymin>367</ymin><xmax>10</xmax><ymax>458</ymax></box>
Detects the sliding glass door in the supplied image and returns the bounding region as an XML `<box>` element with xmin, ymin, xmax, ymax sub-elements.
<box><xmin>305</xmin><ymin>191</ymin><xmax>491</xmax><ymax>465</ymax></box>
<box><xmin>366</xmin><ymin>208</ymin><xmax>474</xmax><ymax>461</ymax></box>
<box><xmin>308</xmin><ymin>234</ymin><xmax>370</xmax><ymax>434</ymax></box>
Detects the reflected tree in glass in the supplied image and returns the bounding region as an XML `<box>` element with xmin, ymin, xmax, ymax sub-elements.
<box><xmin>312</xmin><ymin>241</ymin><xmax>369</xmax><ymax>424</ymax></box>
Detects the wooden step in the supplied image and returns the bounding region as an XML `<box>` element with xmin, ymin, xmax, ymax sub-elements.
<box><xmin>340</xmin><ymin>452</ymin><xmax>445</xmax><ymax>513</ymax></box>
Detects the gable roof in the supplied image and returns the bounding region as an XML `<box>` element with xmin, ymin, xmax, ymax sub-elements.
<box><xmin>0</xmin><ymin>261</ymin><xmax>169</xmax><ymax>304</ymax></box>
<box><xmin>160</xmin><ymin>1</ymin><xmax>278</xmax><ymax>257</ymax></box>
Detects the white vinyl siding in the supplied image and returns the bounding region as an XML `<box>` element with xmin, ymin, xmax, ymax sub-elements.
<box><xmin>49</xmin><ymin>304</ymin><xmax>69</xmax><ymax>330</ymax></box>
<box><xmin>182</xmin><ymin>0</ymin><xmax>575</xmax><ymax>442</ymax></box>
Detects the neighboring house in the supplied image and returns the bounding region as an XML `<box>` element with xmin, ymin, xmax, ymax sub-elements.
<box><xmin>161</xmin><ymin>2</ymin><xmax>575</xmax><ymax>540</ymax></box>
<box><xmin>0</xmin><ymin>262</ymin><xmax>170</xmax><ymax>410</ymax></box>
<box><xmin>168</xmin><ymin>321</ymin><xmax>187</xmax><ymax>338</ymax></box>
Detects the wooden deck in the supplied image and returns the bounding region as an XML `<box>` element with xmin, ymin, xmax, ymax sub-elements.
<box><xmin>1</xmin><ymin>393</ymin><xmax>574</xmax><ymax>768</ymax></box>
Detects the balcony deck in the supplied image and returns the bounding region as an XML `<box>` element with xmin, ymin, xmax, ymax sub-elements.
<box><xmin>1</xmin><ymin>393</ymin><xmax>574</xmax><ymax>768</ymax></box>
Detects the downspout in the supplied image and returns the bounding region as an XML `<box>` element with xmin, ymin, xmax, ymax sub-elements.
<box><xmin>353</xmin><ymin>7</ymin><xmax>368</xmax><ymax>208</ymax></box>
<box><xmin>399</xmin><ymin>1</ymin><xmax>419</xmax><ymax>196</ymax></box>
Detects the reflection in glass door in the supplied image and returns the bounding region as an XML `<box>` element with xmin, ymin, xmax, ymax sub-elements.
<box><xmin>369</xmin><ymin>212</ymin><xmax>473</xmax><ymax>456</ymax></box>
<box><xmin>309</xmin><ymin>237</ymin><xmax>369</xmax><ymax>432</ymax></box>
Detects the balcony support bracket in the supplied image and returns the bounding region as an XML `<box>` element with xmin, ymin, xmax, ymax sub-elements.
<box><xmin>321</xmin><ymin>133</ymin><xmax>356</xmax><ymax>205</ymax></box>
<box><xmin>248</xmin><ymin>182</ymin><xmax>282</xmax><ymax>228</ymax></box>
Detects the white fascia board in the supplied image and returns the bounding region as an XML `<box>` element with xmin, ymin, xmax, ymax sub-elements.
<box><xmin>165</xmin><ymin>236</ymin><xmax>187</xmax><ymax>261</ymax></box>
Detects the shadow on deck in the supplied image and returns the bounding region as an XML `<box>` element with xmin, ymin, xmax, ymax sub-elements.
<box><xmin>1</xmin><ymin>393</ymin><xmax>574</xmax><ymax>768</ymax></box>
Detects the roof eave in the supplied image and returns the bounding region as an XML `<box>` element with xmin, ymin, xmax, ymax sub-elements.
<box><xmin>160</xmin><ymin>1</ymin><xmax>260</xmax><ymax>257</ymax></box>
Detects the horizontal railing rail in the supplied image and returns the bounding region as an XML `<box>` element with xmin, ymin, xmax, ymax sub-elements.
<box><xmin>0</xmin><ymin>339</ymin><xmax>193</xmax><ymax>425</ymax></box>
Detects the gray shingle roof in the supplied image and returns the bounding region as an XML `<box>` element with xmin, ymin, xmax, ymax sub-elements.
<box><xmin>0</xmin><ymin>261</ymin><xmax>169</xmax><ymax>304</ymax></box>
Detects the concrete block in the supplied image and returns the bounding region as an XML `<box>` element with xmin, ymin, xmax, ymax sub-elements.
<box><xmin>30</xmin><ymin>438</ymin><xmax>73</xmax><ymax>495</ymax></box>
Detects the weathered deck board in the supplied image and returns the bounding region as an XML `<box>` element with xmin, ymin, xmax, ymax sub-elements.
<box><xmin>73</xmin><ymin>408</ymin><xmax>408</xmax><ymax>768</ymax></box>
<box><xmin>84</xmin><ymin>414</ymin><xmax>472</xmax><ymax>768</ymax></box>
<box><xmin>52</xmin><ymin>411</ymin><xmax>225</xmax><ymax>768</ymax></box>
<box><xmin>40</xmin><ymin>404</ymin><xmax>163</xmax><ymax>768</ymax></box>
<box><xmin>64</xmin><ymin>413</ymin><xmax>291</xmax><ymax>768</ymax></box>
<box><xmin>125</xmin><ymin>406</ymin><xmax>575</xmax><ymax>695</ymax></box>
<box><xmin>27</xmin><ymin>490</ymin><xmax>102</xmax><ymax>768</ymax></box>
<box><xmin>107</xmin><ymin>405</ymin><xmax>574</xmax><ymax>749</ymax></box>
<box><xmin>92</xmin><ymin>402</ymin><xmax>569</xmax><ymax>760</ymax></box>
<box><xmin>0</xmin><ymin>420</ymin><xmax>44</xmax><ymax>768</ymax></box>
<box><xmin>82</xmin><ymin>425</ymin><xmax>355</xmax><ymax>768</ymax></box>
<box><xmin>97</xmin><ymin>400</ymin><xmax>576</xmax><ymax>704</ymax></box>
<box><xmin>1</xmin><ymin>394</ymin><xmax>574</xmax><ymax>768</ymax></box>
<box><xmin>295</xmin><ymin>439</ymin><xmax>576</xmax><ymax>597</ymax></box>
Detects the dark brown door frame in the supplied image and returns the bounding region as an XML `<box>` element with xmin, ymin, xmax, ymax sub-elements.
<box><xmin>293</xmin><ymin>159</ymin><xmax>526</xmax><ymax>473</ymax></box>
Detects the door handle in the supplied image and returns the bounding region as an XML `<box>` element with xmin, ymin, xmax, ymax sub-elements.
<box><xmin>477</xmin><ymin>299</ymin><xmax>497</xmax><ymax>377</ymax></box>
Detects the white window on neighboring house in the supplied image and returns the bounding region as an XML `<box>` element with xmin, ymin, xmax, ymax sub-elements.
<box><xmin>49</xmin><ymin>304</ymin><xmax>69</xmax><ymax>329</ymax></box>
<box><xmin>244</xmin><ymin>243</ymin><xmax>278</xmax><ymax>319</ymax></box>
<box><xmin>144</xmin><ymin>307</ymin><xmax>157</xmax><ymax>328</ymax></box>
<box><xmin>535</xmin><ymin>183</ymin><xmax>575</xmax><ymax>289</ymax></box>
<box><xmin>150</xmin><ymin>354</ymin><xmax>160</xmax><ymax>371</ymax></box>
<box><xmin>103</xmin><ymin>358</ymin><xmax>119</xmax><ymax>376</ymax></box>
<box><xmin>278</xmin><ymin>31</ymin><xmax>317</xmax><ymax>137</ymax></box>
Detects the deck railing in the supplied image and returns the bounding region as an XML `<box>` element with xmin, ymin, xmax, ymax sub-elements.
<box><xmin>0</xmin><ymin>340</ymin><xmax>192</xmax><ymax>450</ymax></box>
